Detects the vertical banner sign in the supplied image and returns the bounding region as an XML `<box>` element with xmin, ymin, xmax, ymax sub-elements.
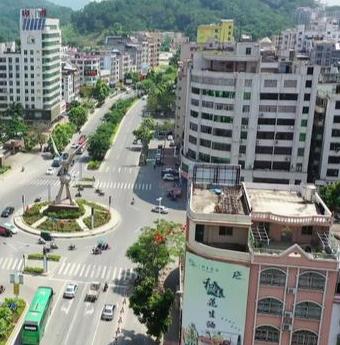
<box><xmin>181</xmin><ymin>253</ymin><xmax>249</xmax><ymax>345</ymax></box>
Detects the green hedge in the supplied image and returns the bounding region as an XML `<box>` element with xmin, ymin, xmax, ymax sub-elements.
<box><xmin>43</xmin><ymin>202</ymin><xmax>85</xmax><ymax>219</ymax></box>
<box><xmin>27</xmin><ymin>253</ymin><xmax>61</xmax><ymax>262</ymax></box>
<box><xmin>23</xmin><ymin>202</ymin><xmax>48</xmax><ymax>225</ymax></box>
<box><xmin>38</xmin><ymin>219</ymin><xmax>81</xmax><ymax>232</ymax></box>
<box><xmin>23</xmin><ymin>266</ymin><xmax>44</xmax><ymax>274</ymax></box>
<box><xmin>0</xmin><ymin>165</ymin><xmax>10</xmax><ymax>175</ymax></box>
<box><xmin>87</xmin><ymin>160</ymin><xmax>101</xmax><ymax>170</ymax></box>
<box><xmin>0</xmin><ymin>298</ymin><xmax>26</xmax><ymax>345</ymax></box>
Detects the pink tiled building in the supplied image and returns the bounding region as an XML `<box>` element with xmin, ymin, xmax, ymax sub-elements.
<box><xmin>181</xmin><ymin>165</ymin><xmax>340</xmax><ymax>345</ymax></box>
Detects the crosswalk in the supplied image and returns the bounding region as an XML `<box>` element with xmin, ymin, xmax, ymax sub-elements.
<box><xmin>0</xmin><ymin>257</ymin><xmax>24</xmax><ymax>272</ymax></box>
<box><xmin>96</xmin><ymin>181</ymin><xmax>152</xmax><ymax>191</ymax></box>
<box><xmin>30</xmin><ymin>167</ymin><xmax>80</xmax><ymax>186</ymax></box>
<box><xmin>56</xmin><ymin>260</ymin><xmax>136</xmax><ymax>283</ymax></box>
<box><xmin>103</xmin><ymin>166</ymin><xmax>135</xmax><ymax>174</ymax></box>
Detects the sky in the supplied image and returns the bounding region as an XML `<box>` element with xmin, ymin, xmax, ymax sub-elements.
<box><xmin>326</xmin><ymin>0</ymin><xmax>340</xmax><ymax>5</ymax></box>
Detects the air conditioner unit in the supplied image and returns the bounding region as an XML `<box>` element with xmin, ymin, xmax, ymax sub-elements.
<box><xmin>256</xmin><ymin>140</ymin><xmax>260</xmax><ymax>144</ymax></box>
<box><xmin>283</xmin><ymin>324</ymin><xmax>293</xmax><ymax>331</ymax></box>
<box><xmin>287</xmin><ymin>287</ymin><xmax>296</xmax><ymax>294</ymax></box>
<box><xmin>259</xmin><ymin>113</ymin><xmax>264</xmax><ymax>117</ymax></box>
<box><xmin>284</xmin><ymin>311</ymin><xmax>293</xmax><ymax>318</ymax></box>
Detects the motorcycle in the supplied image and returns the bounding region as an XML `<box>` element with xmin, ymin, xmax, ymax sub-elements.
<box><xmin>68</xmin><ymin>244</ymin><xmax>76</xmax><ymax>251</ymax></box>
<box><xmin>21</xmin><ymin>166</ymin><xmax>25</xmax><ymax>172</ymax></box>
<box><xmin>103</xmin><ymin>282</ymin><xmax>108</xmax><ymax>292</ymax></box>
<box><xmin>92</xmin><ymin>247</ymin><xmax>102</xmax><ymax>255</ymax></box>
<box><xmin>131</xmin><ymin>198</ymin><xmax>135</xmax><ymax>205</ymax></box>
<box><xmin>0</xmin><ymin>285</ymin><xmax>5</xmax><ymax>294</ymax></box>
<box><xmin>75</xmin><ymin>192</ymin><xmax>82</xmax><ymax>197</ymax></box>
<box><xmin>38</xmin><ymin>238</ymin><xmax>46</xmax><ymax>245</ymax></box>
<box><xmin>34</xmin><ymin>197</ymin><xmax>42</xmax><ymax>203</ymax></box>
<box><xmin>50</xmin><ymin>241</ymin><xmax>58</xmax><ymax>249</ymax></box>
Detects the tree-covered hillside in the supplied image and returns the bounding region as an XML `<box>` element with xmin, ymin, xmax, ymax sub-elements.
<box><xmin>0</xmin><ymin>0</ymin><xmax>72</xmax><ymax>41</ymax></box>
<box><xmin>71</xmin><ymin>0</ymin><xmax>315</xmax><ymax>40</ymax></box>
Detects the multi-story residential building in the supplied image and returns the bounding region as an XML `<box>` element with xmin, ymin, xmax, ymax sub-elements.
<box><xmin>61</xmin><ymin>62</ymin><xmax>79</xmax><ymax>106</ymax></box>
<box><xmin>197</xmin><ymin>19</ymin><xmax>234</xmax><ymax>45</ymax></box>
<box><xmin>136</xmin><ymin>31</ymin><xmax>161</xmax><ymax>68</ymax></box>
<box><xmin>308</xmin><ymin>69</ymin><xmax>340</xmax><ymax>184</ymax></box>
<box><xmin>181</xmin><ymin>164</ymin><xmax>339</xmax><ymax>345</ymax></box>
<box><xmin>118</xmin><ymin>51</ymin><xmax>135</xmax><ymax>81</ymax></box>
<box><xmin>179</xmin><ymin>41</ymin><xmax>320</xmax><ymax>184</ymax></box>
<box><xmin>68</xmin><ymin>50</ymin><xmax>100</xmax><ymax>86</ymax></box>
<box><xmin>0</xmin><ymin>8</ymin><xmax>62</xmax><ymax>122</ymax></box>
<box><xmin>100</xmin><ymin>52</ymin><xmax>120</xmax><ymax>86</ymax></box>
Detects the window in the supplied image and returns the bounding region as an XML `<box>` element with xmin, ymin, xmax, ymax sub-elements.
<box><xmin>280</xmin><ymin>93</ymin><xmax>298</xmax><ymax>101</ymax></box>
<box><xmin>190</xmin><ymin>110</ymin><xmax>199</xmax><ymax>118</ymax></box>
<box><xmin>304</xmin><ymin>93</ymin><xmax>311</xmax><ymax>101</ymax></box>
<box><xmin>258</xmin><ymin>118</ymin><xmax>276</xmax><ymax>125</ymax></box>
<box><xmin>189</xmin><ymin>122</ymin><xmax>198</xmax><ymax>131</ymax></box>
<box><xmin>214</xmin><ymin>115</ymin><xmax>232</xmax><ymax>123</ymax></box>
<box><xmin>213</xmin><ymin>128</ymin><xmax>232</xmax><ymax>137</ymax></box>
<box><xmin>191</xmin><ymin>99</ymin><xmax>199</xmax><ymax>106</ymax></box>
<box><xmin>189</xmin><ymin>136</ymin><xmax>197</xmax><ymax>144</ymax></box>
<box><xmin>212</xmin><ymin>142</ymin><xmax>231</xmax><ymax>151</ymax></box>
<box><xmin>292</xmin><ymin>330</ymin><xmax>318</xmax><ymax>345</ymax></box>
<box><xmin>202</xmin><ymin>112</ymin><xmax>213</xmax><ymax>120</ymax></box>
<box><xmin>260</xmin><ymin>268</ymin><xmax>286</xmax><ymax>286</ymax></box>
<box><xmin>295</xmin><ymin>302</ymin><xmax>321</xmax><ymax>320</ymax></box>
<box><xmin>256</xmin><ymin>146</ymin><xmax>273</xmax><ymax>154</ymax></box>
<box><xmin>330</xmin><ymin>143</ymin><xmax>340</xmax><ymax>151</ymax></box>
<box><xmin>255</xmin><ymin>326</ymin><xmax>279</xmax><ymax>343</ymax></box>
<box><xmin>284</xmin><ymin>79</ymin><xmax>297</xmax><ymax>88</ymax></box>
<box><xmin>243</xmin><ymin>92</ymin><xmax>251</xmax><ymax>100</ymax></box>
<box><xmin>264</xmin><ymin>79</ymin><xmax>277</xmax><ymax>88</ymax></box>
<box><xmin>333</xmin><ymin>116</ymin><xmax>340</xmax><ymax>123</ymax></box>
<box><xmin>257</xmin><ymin>298</ymin><xmax>283</xmax><ymax>315</ymax></box>
<box><xmin>239</xmin><ymin>145</ymin><xmax>246</xmax><ymax>154</ymax></box>
<box><xmin>277</xmin><ymin>105</ymin><xmax>296</xmax><ymax>113</ymax></box>
<box><xmin>277</xmin><ymin>118</ymin><xmax>295</xmax><ymax>126</ymax></box>
<box><xmin>260</xmin><ymin>93</ymin><xmax>278</xmax><ymax>100</ymax></box>
<box><xmin>215</xmin><ymin>103</ymin><xmax>234</xmax><ymax>111</ymax></box>
<box><xmin>307</xmin><ymin>67</ymin><xmax>314</xmax><ymax>75</ymax></box>
<box><xmin>298</xmin><ymin>271</ymin><xmax>325</xmax><ymax>290</ymax></box>
<box><xmin>191</xmin><ymin>87</ymin><xmax>200</xmax><ymax>94</ymax></box>
<box><xmin>276</xmin><ymin>132</ymin><xmax>293</xmax><ymax>140</ymax></box>
<box><xmin>299</xmin><ymin>133</ymin><xmax>306</xmax><ymax>142</ymax></box>
<box><xmin>332</xmin><ymin>129</ymin><xmax>340</xmax><ymax>137</ymax></box>
<box><xmin>298</xmin><ymin>148</ymin><xmax>305</xmax><ymax>156</ymax></box>
<box><xmin>200</xmin><ymin>139</ymin><xmax>211</xmax><ymax>148</ymax></box>
<box><xmin>301</xmin><ymin>119</ymin><xmax>308</xmax><ymax>127</ymax></box>
<box><xmin>327</xmin><ymin>169</ymin><xmax>339</xmax><ymax>177</ymax></box>
<box><xmin>245</xmin><ymin>79</ymin><xmax>252</xmax><ymax>87</ymax></box>
<box><xmin>328</xmin><ymin>156</ymin><xmax>340</xmax><ymax>164</ymax></box>
<box><xmin>219</xmin><ymin>226</ymin><xmax>233</xmax><ymax>236</ymax></box>
<box><xmin>202</xmin><ymin>100</ymin><xmax>214</xmax><ymax>108</ymax></box>
<box><xmin>240</xmin><ymin>131</ymin><xmax>247</xmax><ymax>139</ymax></box>
<box><xmin>259</xmin><ymin>105</ymin><xmax>277</xmax><ymax>112</ymax></box>
<box><xmin>201</xmin><ymin>125</ymin><xmax>212</xmax><ymax>134</ymax></box>
<box><xmin>335</xmin><ymin>101</ymin><xmax>340</xmax><ymax>110</ymax></box>
<box><xmin>305</xmin><ymin>80</ymin><xmax>312</xmax><ymax>88</ymax></box>
<box><xmin>242</xmin><ymin>105</ymin><xmax>250</xmax><ymax>113</ymax></box>
<box><xmin>274</xmin><ymin>147</ymin><xmax>292</xmax><ymax>155</ymax></box>
<box><xmin>245</xmin><ymin>47</ymin><xmax>252</xmax><ymax>55</ymax></box>
<box><xmin>195</xmin><ymin>224</ymin><xmax>204</xmax><ymax>242</ymax></box>
<box><xmin>198</xmin><ymin>152</ymin><xmax>210</xmax><ymax>162</ymax></box>
<box><xmin>302</xmin><ymin>107</ymin><xmax>309</xmax><ymax>114</ymax></box>
<box><xmin>187</xmin><ymin>149</ymin><xmax>196</xmax><ymax>159</ymax></box>
<box><xmin>301</xmin><ymin>226</ymin><xmax>313</xmax><ymax>235</ymax></box>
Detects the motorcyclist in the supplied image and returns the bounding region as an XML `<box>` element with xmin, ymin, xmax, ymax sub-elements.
<box><xmin>131</xmin><ymin>197</ymin><xmax>135</xmax><ymax>205</ymax></box>
<box><xmin>104</xmin><ymin>282</ymin><xmax>108</xmax><ymax>291</ymax></box>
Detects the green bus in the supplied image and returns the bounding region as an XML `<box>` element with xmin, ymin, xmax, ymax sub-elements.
<box><xmin>21</xmin><ymin>286</ymin><xmax>54</xmax><ymax>345</ymax></box>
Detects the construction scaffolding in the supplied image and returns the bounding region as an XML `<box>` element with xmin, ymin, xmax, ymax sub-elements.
<box><xmin>251</xmin><ymin>223</ymin><xmax>270</xmax><ymax>246</ymax></box>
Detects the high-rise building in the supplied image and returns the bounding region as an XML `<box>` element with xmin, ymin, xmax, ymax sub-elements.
<box><xmin>197</xmin><ymin>19</ymin><xmax>234</xmax><ymax>45</ymax></box>
<box><xmin>0</xmin><ymin>8</ymin><xmax>62</xmax><ymax>121</ymax></box>
<box><xmin>179</xmin><ymin>42</ymin><xmax>320</xmax><ymax>184</ymax></box>
<box><xmin>181</xmin><ymin>164</ymin><xmax>339</xmax><ymax>345</ymax></box>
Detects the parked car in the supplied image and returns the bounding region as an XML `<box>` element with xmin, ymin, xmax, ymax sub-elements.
<box><xmin>0</xmin><ymin>225</ymin><xmax>12</xmax><ymax>237</ymax></box>
<box><xmin>151</xmin><ymin>206</ymin><xmax>169</xmax><ymax>214</ymax></box>
<box><xmin>3</xmin><ymin>223</ymin><xmax>17</xmax><ymax>234</ymax></box>
<box><xmin>1</xmin><ymin>207</ymin><xmax>14</xmax><ymax>218</ymax></box>
<box><xmin>161</xmin><ymin>168</ymin><xmax>178</xmax><ymax>176</ymax></box>
<box><xmin>163</xmin><ymin>174</ymin><xmax>175</xmax><ymax>181</ymax></box>
<box><xmin>46</xmin><ymin>167</ymin><xmax>54</xmax><ymax>175</ymax></box>
<box><xmin>101</xmin><ymin>304</ymin><xmax>115</xmax><ymax>320</ymax></box>
<box><xmin>63</xmin><ymin>283</ymin><xmax>78</xmax><ymax>299</ymax></box>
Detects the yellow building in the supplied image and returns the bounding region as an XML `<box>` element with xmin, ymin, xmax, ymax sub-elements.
<box><xmin>197</xmin><ymin>19</ymin><xmax>234</xmax><ymax>44</ymax></box>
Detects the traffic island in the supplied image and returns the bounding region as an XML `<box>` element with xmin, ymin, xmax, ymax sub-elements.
<box><xmin>15</xmin><ymin>199</ymin><xmax>121</xmax><ymax>238</ymax></box>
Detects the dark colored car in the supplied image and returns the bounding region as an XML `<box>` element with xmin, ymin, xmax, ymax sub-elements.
<box><xmin>0</xmin><ymin>225</ymin><xmax>12</xmax><ymax>237</ymax></box>
<box><xmin>41</xmin><ymin>231</ymin><xmax>53</xmax><ymax>241</ymax></box>
<box><xmin>1</xmin><ymin>207</ymin><xmax>14</xmax><ymax>218</ymax></box>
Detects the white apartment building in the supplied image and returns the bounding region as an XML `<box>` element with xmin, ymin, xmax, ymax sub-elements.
<box><xmin>118</xmin><ymin>51</ymin><xmax>135</xmax><ymax>81</ymax></box>
<box><xmin>68</xmin><ymin>50</ymin><xmax>100</xmax><ymax>86</ymax></box>
<box><xmin>100</xmin><ymin>52</ymin><xmax>120</xmax><ymax>86</ymax></box>
<box><xmin>180</xmin><ymin>42</ymin><xmax>320</xmax><ymax>185</ymax></box>
<box><xmin>61</xmin><ymin>62</ymin><xmax>79</xmax><ymax>106</ymax></box>
<box><xmin>0</xmin><ymin>8</ymin><xmax>62</xmax><ymax>121</ymax></box>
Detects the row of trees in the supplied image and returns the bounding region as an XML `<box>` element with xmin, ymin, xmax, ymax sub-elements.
<box><xmin>87</xmin><ymin>98</ymin><xmax>135</xmax><ymax>163</ymax></box>
<box><xmin>126</xmin><ymin>220</ymin><xmax>185</xmax><ymax>342</ymax></box>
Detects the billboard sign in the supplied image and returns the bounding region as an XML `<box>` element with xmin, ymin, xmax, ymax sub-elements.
<box><xmin>181</xmin><ymin>253</ymin><xmax>249</xmax><ymax>345</ymax></box>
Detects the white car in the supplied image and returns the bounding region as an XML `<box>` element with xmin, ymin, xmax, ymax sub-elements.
<box><xmin>101</xmin><ymin>304</ymin><xmax>115</xmax><ymax>320</ymax></box>
<box><xmin>3</xmin><ymin>223</ymin><xmax>17</xmax><ymax>234</ymax></box>
<box><xmin>71</xmin><ymin>143</ymin><xmax>78</xmax><ymax>149</ymax></box>
<box><xmin>163</xmin><ymin>174</ymin><xmax>175</xmax><ymax>181</ymax></box>
<box><xmin>46</xmin><ymin>167</ymin><xmax>54</xmax><ymax>175</ymax></box>
<box><xmin>63</xmin><ymin>283</ymin><xmax>78</xmax><ymax>298</ymax></box>
<box><xmin>152</xmin><ymin>206</ymin><xmax>169</xmax><ymax>214</ymax></box>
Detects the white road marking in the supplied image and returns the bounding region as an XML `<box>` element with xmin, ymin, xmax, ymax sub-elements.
<box><xmin>118</xmin><ymin>267</ymin><xmax>122</xmax><ymax>280</ymax></box>
<box><xmin>11</xmin><ymin>258</ymin><xmax>18</xmax><ymax>270</ymax></box>
<box><xmin>113</xmin><ymin>182</ymin><xmax>117</xmax><ymax>189</ymax></box>
<box><xmin>101</xmin><ymin>266</ymin><xmax>107</xmax><ymax>279</ymax></box>
<box><xmin>0</xmin><ymin>258</ymin><xmax>4</xmax><ymax>267</ymax></box>
<box><xmin>90</xmin><ymin>265</ymin><xmax>96</xmax><ymax>278</ymax></box>
<box><xmin>74</xmin><ymin>263</ymin><xmax>81</xmax><ymax>276</ymax></box>
<box><xmin>141</xmin><ymin>184</ymin><xmax>145</xmax><ymax>190</ymax></box>
<box><xmin>84</xmin><ymin>265</ymin><xmax>91</xmax><ymax>278</ymax></box>
<box><xmin>78</xmin><ymin>264</ymin><xmax>86</xmax><ymax>277</ymax></box>
<box><xmin>63</xmin><ymin>263</ymin><xmax>71</xmax><ymax>275</ymax></box>
<box><xmin>46</xmin><ymin>281</ymin><xmax>66</xmax><ymax>332</ymax></box>
<box><xmin>68</xmin><ymin>263</ymin><xmax>76</xmax><ymax>276</ymax></box>
<box><xmin>118</xmin><ymin>167</ymin><xmax>121</xmax><ymax>173</ymax></box>
<box><xmin>6</xmin><ymin>258</ymin><xmax>13</xmax><ymax>270</ymax></box>
<box><xmin>17</xmin><ymin>259</ymin><xmax>23</xmax><ymax>271</ymax></box>
<box><xmin>95</xmin><ymin>265</ymin><xmax>102</xmax><ymax>278</ymax></box>
<box><xmin>105</xmin><ymin>267</ymin><xmax>111</xmax><ymax>280</ymax></box>
<box><xmin>111</xmin><ymin>267</ymin><xmax>117</xmax><ymax>281</ymax></box>
<box><xmin>58</xmin><ymin>260</ymin><xmax>66</xmax><ymax>274</ymax></box>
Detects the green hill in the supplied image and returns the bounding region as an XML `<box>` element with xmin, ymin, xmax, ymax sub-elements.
<box><xmin>70</xmin><ymin>0</ymin><xmax>316</xmax><ymax>40</ymax></box>
<box><xmin>0</xmin><ymin>0</ymin><xmax>72</xmax><ymax>41</ymax></box>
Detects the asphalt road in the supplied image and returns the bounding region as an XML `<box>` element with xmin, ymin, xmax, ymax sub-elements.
<box><xmin>0</xmin><ymin>93</ymin><xmax>185</xmax><ymax>345</ymax></box>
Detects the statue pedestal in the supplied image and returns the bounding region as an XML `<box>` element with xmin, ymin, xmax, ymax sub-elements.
<box><xmin>47</xmin><ymin>200</ymin><xmax>80</xmax><ymax>213</ymax></box>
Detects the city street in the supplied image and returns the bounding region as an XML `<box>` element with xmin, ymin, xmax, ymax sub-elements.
<box><xmin>0</xmin><ymin>94</ymin><xmax>186</xmax><ymax>345</ymax></box>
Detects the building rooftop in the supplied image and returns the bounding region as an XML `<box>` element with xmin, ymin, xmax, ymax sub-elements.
<box><xmin>191</xmin><ymin>185</ymin><xmax>248</xmax><ymax>215</ymax></box>
<box><xmin>247</xmin><ymin>188</ymin><xmax>321</xmax><ymax>217</ymax></box>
